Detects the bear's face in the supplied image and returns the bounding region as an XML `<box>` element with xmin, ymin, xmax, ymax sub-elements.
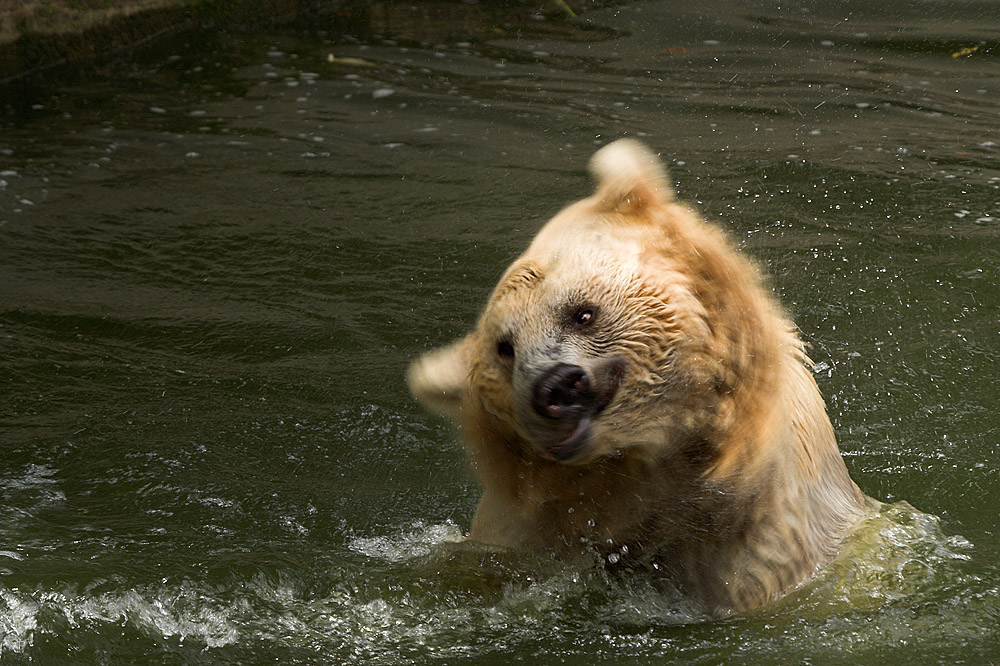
<box><xmin>464</xmin><ymin>204</ymin><xmax>719</xmax><ymax>464</ymax></box>
<box><xmin>408</xmin><ymin>139</ymin><xmax>753</xmax><ymax>468</ymax></box>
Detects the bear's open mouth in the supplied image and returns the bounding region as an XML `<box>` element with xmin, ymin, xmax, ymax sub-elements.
<box><xmin>545</xmin><ymin>416</ymin><xmax>595</xmax><ymax>462</ymax></box>
<box><xmin>540</xmin><ymin>357</ymin><xmax>626</xmax><ymax>462</ymax></box>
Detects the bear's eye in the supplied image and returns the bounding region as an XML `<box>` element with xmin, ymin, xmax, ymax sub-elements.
<box><xmin>571</xmin><ymin>306</ymin><xmax>598</xmax><ymax>329</ymax></box>
<box><xmin>496</xmin><ymin>339</ymin><xmax>515</xmax><ymax>360</ymax></box>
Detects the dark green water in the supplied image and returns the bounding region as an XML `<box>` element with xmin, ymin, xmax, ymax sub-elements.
<box><xmin>2</xmin><ymin>1</ymin><xmax>998</xmax><ymax>663</ymax></box>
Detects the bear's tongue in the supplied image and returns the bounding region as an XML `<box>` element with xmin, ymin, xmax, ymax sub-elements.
<box><xmin>546</xmin><ymin>416</ymin><xmax>593</xmax><ymax>462</ymax></box>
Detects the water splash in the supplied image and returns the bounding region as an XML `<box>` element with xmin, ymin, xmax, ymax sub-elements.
<box><xmin>0</xmin><ymin>504</ymin><xmax>988</xmax><ymax>663</ymax></box>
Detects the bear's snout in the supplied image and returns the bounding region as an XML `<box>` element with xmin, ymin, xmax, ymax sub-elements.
<box><xmin>526</xmin><ymin>359</ymin><xmax>626</xmax><ymax>462</ymax></box>
<box><xmin>532</xmin><ymin>364</ymin><xmax>596</xmax><ymax>420</ymax></box>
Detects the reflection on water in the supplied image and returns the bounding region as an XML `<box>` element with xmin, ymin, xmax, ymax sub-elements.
<box><xmin>1</xmin><ymin>0</ymin><xmax>998</xmax><ymax>664</ymax></box>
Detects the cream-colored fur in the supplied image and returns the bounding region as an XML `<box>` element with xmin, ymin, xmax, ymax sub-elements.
<box><xmin>408</xmin><ymin>139</ymin><xmax>869</xmax><ymax>615</ymax></box>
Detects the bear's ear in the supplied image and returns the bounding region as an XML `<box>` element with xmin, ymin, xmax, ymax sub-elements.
<box><xmin>589</xmin><ymin>139</ymin><xmax>675</xmax><ymax>214</ymax></box>
<box><xmin>407</xmin><ymin>335</ymin><xmax>474</xmax><ymax>418</ymax></box>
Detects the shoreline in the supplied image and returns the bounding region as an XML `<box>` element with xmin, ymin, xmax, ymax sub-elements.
<box><xmin>1</xmin><ymin>0</ymin><xmax>349</xmax><ymax>80</ymax></box>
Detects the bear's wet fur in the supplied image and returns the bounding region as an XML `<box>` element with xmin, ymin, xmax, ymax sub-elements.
<box><xmin>408</xmin><ymin>139</ymin><xmax>869</xmax><ymax>615</ymax></box>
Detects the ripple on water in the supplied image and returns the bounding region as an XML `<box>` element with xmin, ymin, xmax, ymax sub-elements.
<box><xmin>0</xmin><ymin>582</ymin><xmax>243</xmax><ymax>653</ymax></box>
<box><xmin>0</xmin><ymin>502</ymin><xmax>988</xmax><ymax>663</ymax></box>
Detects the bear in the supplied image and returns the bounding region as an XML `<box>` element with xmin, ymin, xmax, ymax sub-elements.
<box><xmin>407</xmin><ymin>139</ymin><xmax>871</xmax><ymax>615</ymax></box>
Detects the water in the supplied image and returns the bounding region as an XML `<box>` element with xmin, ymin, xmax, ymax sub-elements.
<box><xmin>1</xmin><ymin>0</ymin><xmax>998</xmax><ymax>663</ymax></box>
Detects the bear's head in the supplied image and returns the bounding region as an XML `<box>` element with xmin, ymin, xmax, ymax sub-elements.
<box><xmin>410</xmin><ymin>139</ymin><xmax>793</xmax><ymax>473</ymax></box>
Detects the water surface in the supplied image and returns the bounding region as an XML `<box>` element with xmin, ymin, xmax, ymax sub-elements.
<box><xmin>2</xmin><ymin>1</ymin><xmax>998</xmax><ymax>663</ymax></box>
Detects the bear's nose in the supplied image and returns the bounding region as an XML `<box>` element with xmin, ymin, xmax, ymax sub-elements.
<box><xmin>532</xmin><ymin>363</ymin><xmax>596</xmax><ymax>420</ymax></box>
